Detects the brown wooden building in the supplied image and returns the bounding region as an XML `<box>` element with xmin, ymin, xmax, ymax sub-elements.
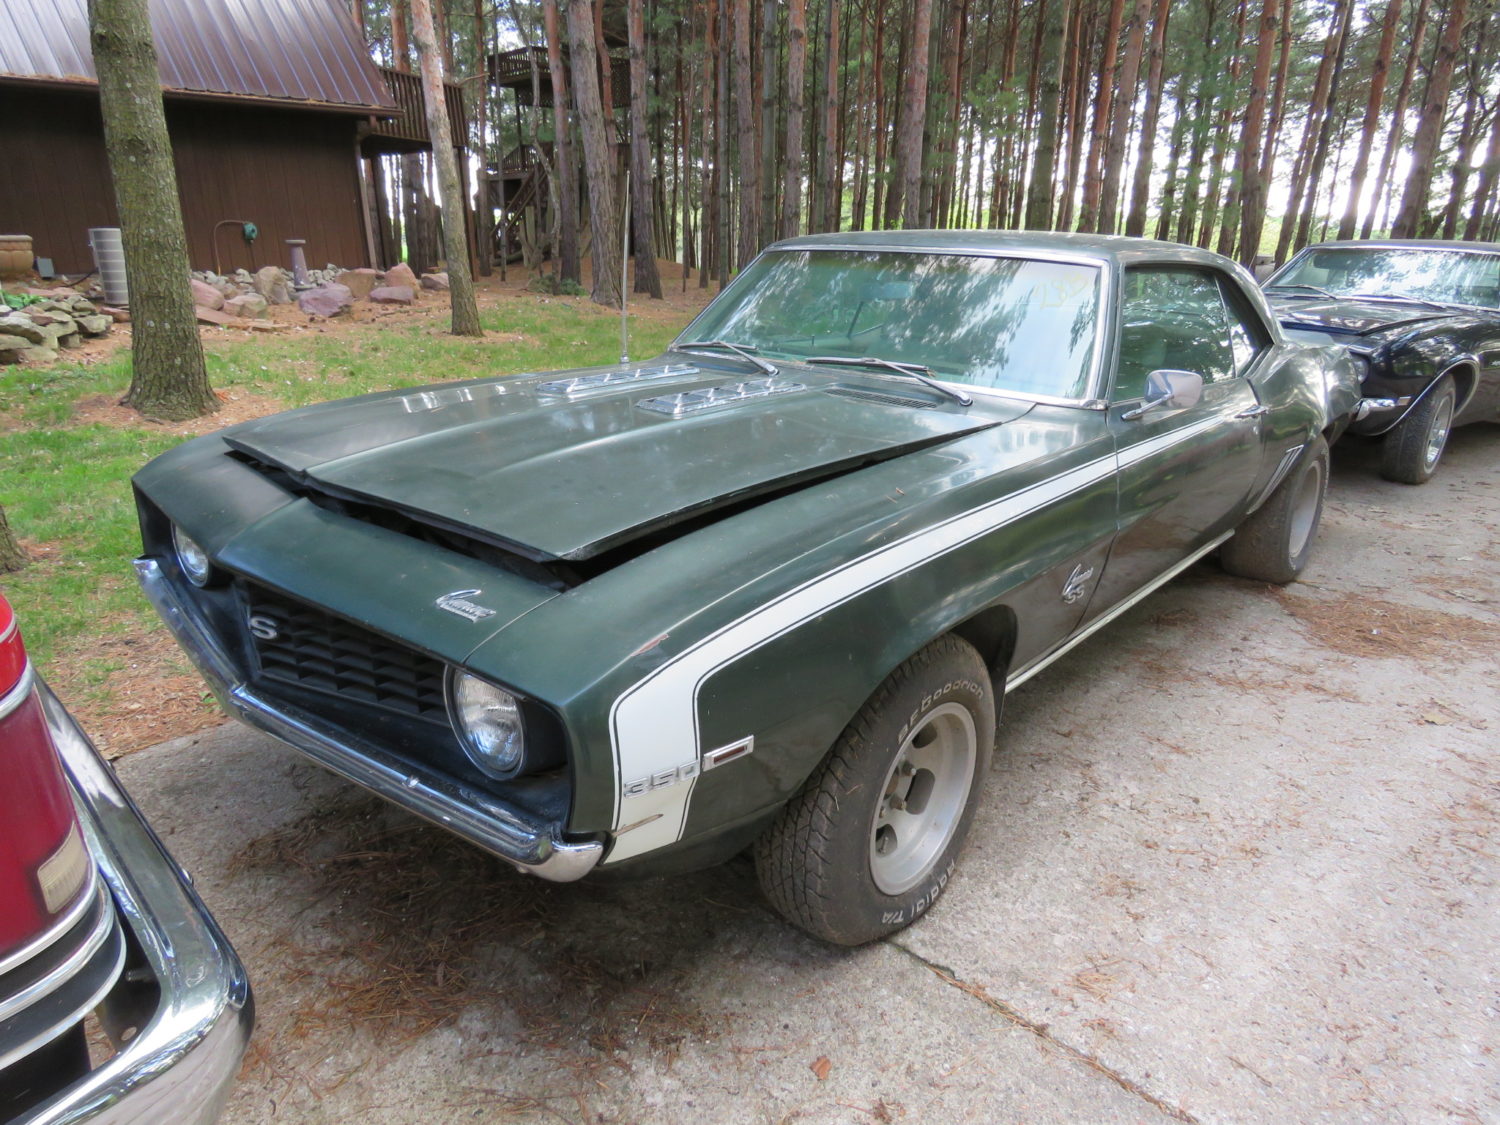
<box><xmin>0</xmin><ymin>0</ymin><xmax>457</xmax><ymax>277</ymax></box>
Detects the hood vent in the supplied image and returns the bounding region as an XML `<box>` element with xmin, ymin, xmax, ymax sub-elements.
<box><xmin>824</xmin><ymin>386</ymin><xmax>939</xmax><ymax>410</ymax></box>
<box><xmin>637</xmin><ymin>377</ymin><xmax>806</xmax><ymax>417</ymax></box>
<box><xmin>536</xmin><ymin>363</ymin><xmax>699</xmax><ymax>397</ymax></box>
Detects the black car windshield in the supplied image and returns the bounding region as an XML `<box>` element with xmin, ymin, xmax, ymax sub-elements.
<box><xmin>678</xmin><ymin>250</ymin><xmax>1103</xmax><ymax>399</ymax></box>
<box><xmin>1273</xmin><ymin>247</ymin><xmax>1500</xmax><ymax>310</ymax></box>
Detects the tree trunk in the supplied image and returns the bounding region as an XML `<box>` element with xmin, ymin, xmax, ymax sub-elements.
<box><xmin>0</xmin><ymin>505</ymin><xmax>25</xmax><ymax>573</ymax></box>
<box><xmin>1392</xmin><ymin>0</ymin><xmax>1466</xmax><ymax>238</ymax></box>
<box><xmin>88</xmin><ymin>0</ymin><xmax>217</xmax><ymax>421</ymax></box>
<box><xmin>627</xmin><ymin>0</ymin><xmax>663</xmax><ymax>295</ymax></box>
<box><xmin>1124</xmin><ymin>0</ymin><xmax>1170</xmax><ymax>236</ymax></box>
<box><xmin>896</xmin><ymin>0</ymin><xmax>934</xmax><ymax>229</ymax></box>
<box><xmin>471</xmin><ymin>0</ymin><xmax>493</xmax><ymax>276</ymax></box>
<box><xmin>733</xmin><ymin>0</ymin><xmax>761</xmax><ymax>261</ymax></box>
<box><xmin>1366</xmin><ymin>0</ymin><xmax>1429</xmax><ymax>237</ymax></box>
<box><xmin>814</xmin><ymin>0</ymin><xmax>840</xmax><ymax>231</ymax></box>
<box><xmin>1024</xmin><ymin>0</ymin><xmax>1068</xmax><ymax>229</ymax></box>
<box><xmin>1437</xmin><ymin>23</ymin><xmax>1489</xmax><ymax>239</ymax></box>
<box><xmin>411</xmin><ymin>0</ymin><xmax>481</xmax><ymax>335</ymax></box>
<box><xmin>1098</xmin><ymin>0</ymin><xmax>1148</xmax><ymax>233</ymax></box>
<box><xmin>1291</xmin><ymin>0</ymin><xmax>1352</xmax><ymax>252</ymax></box>
<box><xmin>566</xmin><ymin>0</ymin><xmax>622</xmax><ymax>306</ymax></box>
<box><xmin>1273</xmin><ymin>0</ymin><xmax>1347</xmax><ymax>262</ymax></box>
<box><xmin>1234</xmin><ymin>0</ymin><xmax>1279</xmax><ymax>264</ymax></box>
<box><xmin>392</xmin><ymin>0</ymin><xmax>411</xmax><ymax>69</ymax></box>
<box><xmin>760</xmin><ymin>0</ymin><xmax>780</xmax><ymax>244</ymax></box>
<box><xmin>782</xmin><ymin>0</ymin><xmax>808</xmax><ymax>238</ymax></box>
<box><xmin>1335</xmin><ymin>0</ymin><xmax>1401</xmax><ymax>240</ymax></box>
<box><xmin>1463</xmin><ymin>102</ymin><xmax>1500</xmax><ymax>239</ymax></box>
<box><xmin>1076</xmin><ymin>0</ymin><xmax>1125</xmax><ymax>233</ymax></box>
<box><xmin>542</xmin><ymin>0</ymin><xmax>581</xmax><ymax>282</ymax></box>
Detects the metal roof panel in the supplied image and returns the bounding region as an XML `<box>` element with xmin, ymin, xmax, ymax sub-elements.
<box><xmin>0</xmin><ymin>0</ymin><xmax>396</xmax><ymax>110</ymax></box>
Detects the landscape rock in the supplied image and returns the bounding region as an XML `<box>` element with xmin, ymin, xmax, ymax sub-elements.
<box><xmin>296</xmin><ymin>283</ymin><xmax>354</xmax><ymax>318</ymax></box>
<box><xmin>56</xmin><ymin>332</ymin><xmax>82</xmax><ymax>349</ymax></box>
<box><xmin>420</xmin><ymin>272</ymin><xmax>449</xmax><ymax>291</ymax></box>
<box><xmin>334</xmin><ymin>268</ymin><xmax>380</xmax><ymax>299</ymax></box>
<box><xmin>190</xmin><ymin>279</ymin><xmax>225</xmax><ymax>310</ymax></box>
<box><xmin>368</xmin><ymin>285</ymin><xmax>415</xmax><ymax>306</ymax></box>
<box><xmin>101</xmin><ymin>306</ymin><xmax>130</xmax><ymax>323</ymax></box>
<box><xmin>0</xmin><ymin>316</ymin><xmax>47</xmax><ymax>345</ymax></box>
<box><xmin>213</xmin><ymin>279</ymin><xmax>239</xmax><ymax>300</ymax></box>
<box><xmin>253</xmin><ymin>265</ymin><xmax>293</xmax><ymax>305</ymax></box>
<box><xmin>224</xmin><ymin>293</ymin><xmax>268</xmax><ymax>319</ymax></box>
<box><xmin>76</xmin><ymin>314</ymin><xmax>112</xmax><ymax>336</ymax></box>
<box><xmin>0</xmin><ymin>333</ymin><xmax>32</xmax><ymax>351</ymax></box>
<box><xmin>17</xmin><ymin>346</ymin><xmax>58</xmax><ymax>363</ymax></box>
<box><xmin>382</xmin><ymin>262</ymin><xmax>418</xmax><ymax>291</ymax></box>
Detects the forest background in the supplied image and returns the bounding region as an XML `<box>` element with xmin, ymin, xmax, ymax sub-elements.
<box><xmin>361</xmin><ymin>0</ymin><xmax>1500</xmax><ymax>306</ymax></box>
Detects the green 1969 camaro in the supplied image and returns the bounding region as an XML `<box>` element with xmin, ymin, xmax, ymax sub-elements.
<box><xmin>134</xmin><ymin>232</ymin><xmax>1360</xmax><ymax>945</ymax></box>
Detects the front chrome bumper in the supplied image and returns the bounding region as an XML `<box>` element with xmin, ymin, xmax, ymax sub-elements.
<box><xmin>23</xmin><ymin>683</ymin><xmax>252</xmax><ymax>1125</ymax></box>
<box><xmin>134</xmin><ymin>558</ymin><xmax>603</xmax><ymax>883</ymax></box>
<box><xmin>1353</xmin><ymin>395</ymin><xmax>1412</xmax><ymax>422</ymax></box>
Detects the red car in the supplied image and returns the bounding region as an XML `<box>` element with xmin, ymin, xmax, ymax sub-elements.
<box><xmin>0</xmin><ymin>593</ymin><xmax>251</xmax><ymax>1122</ymax></box>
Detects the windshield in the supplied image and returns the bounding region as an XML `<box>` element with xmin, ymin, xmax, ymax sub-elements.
<box><xmin>1272</xmin><ymin>247</ymin><xmax>1500</xmax><ymax>310</ymax></box>
<box><xmin>678</xmin><ymin>250</ymin><xmax>1103</xmax><ymax>399</ymax></box>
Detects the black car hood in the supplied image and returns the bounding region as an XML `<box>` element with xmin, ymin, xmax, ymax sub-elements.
<box><xmin>1269</xmin><ymin>296</ymin><xmax>1455</xmax><ymax>338</ymax></box>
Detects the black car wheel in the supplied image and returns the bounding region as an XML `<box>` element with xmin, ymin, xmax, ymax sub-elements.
<box><xmin>1221</xmin><ymin>436</ymin><xmax>1329</xmax><ymax>585</ymax></box>
<box><xmin>1381</xmin><ymin>374</ymin><xmax>1456</xmax><ymax>485</ymax></box>
<box><xmin>754</xmin><ymin>635</ymin><xmax>995</xmax><ymax>946</ymax></box>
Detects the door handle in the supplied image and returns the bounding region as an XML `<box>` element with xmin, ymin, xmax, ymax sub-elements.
<box><xmin>1235</xmin><ymin>404</ymin><xmax>1270</xmax><ymax>419</ymax></box>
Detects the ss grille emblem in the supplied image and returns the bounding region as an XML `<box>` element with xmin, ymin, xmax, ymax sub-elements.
<box><xmin>247</xmin><ymin>614</ymin><xmax>280</xmax><ymax>641</ymax></box>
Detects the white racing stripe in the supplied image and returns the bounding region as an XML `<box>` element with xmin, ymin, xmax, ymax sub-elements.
<box><xmin>603</xmin><ymin>415</ymin><xmax>1226</xmax><ymax>862</ymax></box>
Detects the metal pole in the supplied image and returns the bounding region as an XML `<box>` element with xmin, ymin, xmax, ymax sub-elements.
<box><xmin>620</xmin><ymin>166</ymin><xmax>631</xmax><ymax>365</ymax></box>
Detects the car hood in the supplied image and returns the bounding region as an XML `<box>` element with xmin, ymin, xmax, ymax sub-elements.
<box><xmin>1268</xmin><ymin>296</ymin><xmax>1454</xmax><ymax>337</ymax></box>
<box><xmin>222</xmin><ymin>364</ymin><xmax>1018</xmax><ymax>562</ymax></box>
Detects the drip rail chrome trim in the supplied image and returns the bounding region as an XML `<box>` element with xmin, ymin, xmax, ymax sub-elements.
<box><xmin>1006</xmin><ymin>533</ymin><xmax>1233</xmax><ymax>693</ymax></box>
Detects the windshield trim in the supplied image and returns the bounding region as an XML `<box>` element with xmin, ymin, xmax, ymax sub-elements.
<box><xmin>672</xmin><ymin>246</ymin><xmax>1115</xmax><ymax>409</ymax></box>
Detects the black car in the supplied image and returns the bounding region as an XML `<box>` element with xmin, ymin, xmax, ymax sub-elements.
<box><xmin>1264</xmin><ymin>240</ymin><xmax>1500</xmax><ymax>483</ymax></box>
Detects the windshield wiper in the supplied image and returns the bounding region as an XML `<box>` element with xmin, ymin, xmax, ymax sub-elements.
<box><xmin>1265</xmin><ymin>283</ymin><xmax>1337</xmax><ymax>298</ymax></box>
<box><xmin>1344</xmin><ymin>292</ymin><xmax>1449</xmax><ymax>312</ymax></box>
<box><xmin>676</xmin><ymin>339</ymin><xmax>779</xmax><ymax>376</ymax></box>
<box><xmin>804</xmin><ymin>355</ymin><xmax>973</xmax><ymax>407</ymax></box>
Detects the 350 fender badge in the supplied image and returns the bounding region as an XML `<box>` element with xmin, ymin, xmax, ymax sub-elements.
<box><xmin>435</xmin><ymin>589</ymin><xmax>498</xmax><ymax>622</ymax></box>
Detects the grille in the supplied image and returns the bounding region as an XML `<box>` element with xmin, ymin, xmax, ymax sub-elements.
<box><xmin>824</xmin><ymin>386</ymin><xmax>938</xmax><ymax>410</ymax></box>
<box><xmin>244</xmin><ymin>587</ymin><xmax>448</xmax><ymax>720</ymax></box>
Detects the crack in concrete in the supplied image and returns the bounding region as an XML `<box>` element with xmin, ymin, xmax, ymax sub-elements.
<box><xmin>889</xmin><ymin>941</ymin><xmax>1203</xmax><ymax>1125</ymax></box>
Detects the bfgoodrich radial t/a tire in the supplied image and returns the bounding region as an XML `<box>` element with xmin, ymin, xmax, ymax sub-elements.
<box><xmin>754</xmin><ymin>635</ymin><xmax>995</xmax><ymax>946</ymax></box>
<box><xmin>1221</xmin><ymin>436</ymin><xmax>1329</xmax><ymax>585</ymax></box>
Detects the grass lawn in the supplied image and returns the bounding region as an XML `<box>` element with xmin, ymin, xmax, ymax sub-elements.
<box><xmin>0</xmin><ymin>271</ymin><xmax>709</xmax><ymax>755</ymax></box>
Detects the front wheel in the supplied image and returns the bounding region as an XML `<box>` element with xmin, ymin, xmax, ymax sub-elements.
<box><xmin>1380</xmin><ymin>375</ymin><xmax>1456</xmax><ymax>485</ymax></box>
<box><xmin>754</xmin><ymin>635</ymin><xmax>995</xmax><ymax>946</ymax></box>
<box><xmin>1221</xmin><ymin>436</ymin><xmax>1329</xmax><ymax>585</ymax></box>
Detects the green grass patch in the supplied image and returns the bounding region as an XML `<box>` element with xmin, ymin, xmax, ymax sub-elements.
<box><xmin>0</xmin><ymin>293</ymin><xmax>698</xmax><ymax>682</ymax></box>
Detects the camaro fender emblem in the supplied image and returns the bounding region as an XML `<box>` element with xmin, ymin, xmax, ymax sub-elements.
<box><xmin>435</xmin><ymin>589</ymin><xmax>498</xmax><ymax>622</ymax></box>
<box><xmin>621</xmin><ymin>736</ymin><xmax>754</xmax><ymax>798</ymax></box>
<box><xmin>1061</xmin><ymin>563</ymin><xmax>1095</xmax><ymax>605</ymax></box>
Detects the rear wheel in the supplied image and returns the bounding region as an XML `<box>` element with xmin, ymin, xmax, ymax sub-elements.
<box><xmin>1381</xmin><ymin>375</ymin><xmax>1456</xmax><ymax>485</ymax></box>
<box><xmin>754</xmin><ymin>635</ymin><xmax>995</xmax><ymax>946</ymax></box>
<box><xmin>1221</xmin><ymin>436</ymin><xmax>1329</xmax><ymax>585</ymax></box>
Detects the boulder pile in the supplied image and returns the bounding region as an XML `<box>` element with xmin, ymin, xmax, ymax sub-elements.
<box><xmin>0</xmin><ymin>291</ymin><xmax>116</xmax><ymax>364</ymax></box>
<box><xmin>192</xmin><ymin>262</ymin><xmax>449</xmax><ymax>323</ymax></box>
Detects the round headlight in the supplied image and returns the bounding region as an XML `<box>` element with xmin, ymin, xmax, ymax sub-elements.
<box><xmin>449</xmin><ymin>671</ymin><xmax>526</xmax><ymax>778</ymax></box>
<box><xmin>172</xmin><ymin>526</ymin><xmax>213</xmax><ymax>587</ymax></box>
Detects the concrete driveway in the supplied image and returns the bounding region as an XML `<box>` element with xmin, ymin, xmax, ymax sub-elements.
<box><xmin>116</xmin><ymin>426</ymin><xmax>1499</xmax><ymax>1124</ymax></box>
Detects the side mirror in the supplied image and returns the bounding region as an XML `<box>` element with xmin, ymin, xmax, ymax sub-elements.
<box><xmin>1122</xmin><ymin>369</ymin><xmax>1204</xmax><ymax>420</ymax></box>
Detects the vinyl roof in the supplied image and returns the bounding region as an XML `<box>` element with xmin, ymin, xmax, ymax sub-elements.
<box><xmin>0</xmin><ymin>0</ymin><xmax>396</xmax><ymax>112</ymax></box>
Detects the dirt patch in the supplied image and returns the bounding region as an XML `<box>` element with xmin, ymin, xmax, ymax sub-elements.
<box><xmin>69</xmin><ymin>388</ymin><xmax>285</xmax><ymax>435</ymax></box>
<box><xmin>47</xmin><ymin>628</ymin><xmax>223</xmax><ymax>760</ymax></box>
<box><xmin>1269</xmin><ymin>588</ymin><xmax>1500</xmax><ymax>661</ymax></box>
<box><xmin>229</xmin><ymin>795</ymin><xmax>716</xmax><ymax>1071</ymax></box>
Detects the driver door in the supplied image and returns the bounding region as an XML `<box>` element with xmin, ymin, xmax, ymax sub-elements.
<box><xmin>1083</xmin><ymin>266</ymin><xmax>1268</xmax><ymax>621</ymax></box>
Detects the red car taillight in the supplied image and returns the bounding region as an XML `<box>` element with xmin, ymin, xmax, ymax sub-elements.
<box><xmin>0</xmin><ymin>595</ymin><xmax>93</xmax><ymax>960</ymax></box>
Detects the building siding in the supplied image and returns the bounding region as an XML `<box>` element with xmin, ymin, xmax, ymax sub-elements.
<box><xmin>2</xmin><ymin>88</ymin><xmax>369</xmax><ymax>276</ymax></box>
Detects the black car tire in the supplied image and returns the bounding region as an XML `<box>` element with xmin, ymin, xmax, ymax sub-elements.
<box><xmin>754</xmin><ymin>634</ymin><xmax>995</xmax><ymax>946</ymax></box>
<box><xmin>1380</xmin><ymin>375</ymin><xmax>1456</xmax><ymax>485</ymax></box>
<box><xmin>1221</xmin><ymin>435</ymin><xmax>1329</xmax><ymax>585</ymax></box>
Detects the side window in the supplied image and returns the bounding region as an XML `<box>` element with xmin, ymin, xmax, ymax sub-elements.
<box><xmin>1114</xmin><ymin>268</ymin><xmax>1238</xmax><ymax>401</ymax></box>
<box><xmin>1216</xmin><ymin>275</ymin><xmax>1270</xmax><ymax>376</ymax></box>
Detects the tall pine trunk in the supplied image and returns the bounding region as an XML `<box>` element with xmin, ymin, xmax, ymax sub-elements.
<box><xmin>0</xmin><ymin>505</ymin><xmax>25</xmax><ymax>573</ymax></box>
<box><xmin>566</xmin><ymin>0</ymin><xmax>622</xmax><ymax>306</ymax></box>
<box><xmin>1024</xmin><ymin>0</ymin><xmax>1068</xmax><ymax>229</ymax></box>
<box><xmin>895</xmin><ymin>0</ymin><xmax>934</xmax><ymax>228</ymax></box>
<box><xmin>782</xmin><ymin>0</ymin><xmax>808</xmax><ymax>238</ymax></box>
<box><xmin>1099</xmin><ymin>0</ymin><xmax>1148</xmax><ymax>233</ymax></box>
<box><xmin>542</xmin><ymin>0</ymin><xmax>581</xmax><ymax>282</ymax></box>
<box><xmin>628</xmin><ymin>0</ymin><xmax>663</xmax><ymax>294</ymax></box>
<box><xmin>412</xmin><ymin>0</ymin><xmax>481</xmax><ymax>336</ymax></box>
<box><xmin>1124</xmin><ymin>0</ymin><xmax>1170</xmax><ymax>236</ymax></box>
<box><xmin>1234</xmin><ymin>0</ymin><xmax>1279</xmax><ymax>263</ymax></box>
<box><xmin>1336</xmin><ymin>0</ymin><xmax>1401</xmax><ymax>240</ymax></box>
<box><xmin>1392</xmin><ymin>0</ymin><xmax>1467</xmax><ymax>238</ymax></box>
<box><xmin>89</xmin><ymin>0</ymin><xmax>217</xmax><ymax>421</ymax></box>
